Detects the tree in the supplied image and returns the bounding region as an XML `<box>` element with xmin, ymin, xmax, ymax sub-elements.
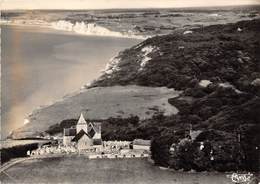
<box><xmin>150</xmin><ymin>135</ymin><xmax>174</xmax><ymax>167</ymax></box>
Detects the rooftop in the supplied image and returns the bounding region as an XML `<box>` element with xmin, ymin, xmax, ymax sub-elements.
<box><xmin>72</xmin><ymin>129</ymin><xmax>91</xmax><ymax>142</ymax></box>
<box><xmin>133</xmin><ymin>139</ymin><xmax>151</xmax><ymax>146</ymax></box>
<box><xmin>64</xmin><ymin>128</ymin><xmax>77</xmax><ymax>136</ymax></box>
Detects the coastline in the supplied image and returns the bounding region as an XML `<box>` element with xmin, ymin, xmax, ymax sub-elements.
<box><xmin>1</xmin><ymin>23</ymin><xmax>144</xmax><ymax>123</ymax></box>
<box><xmin>2</xmin><ymin>24</ymin><xmax>142</xmax><ymax>139</ymax></box>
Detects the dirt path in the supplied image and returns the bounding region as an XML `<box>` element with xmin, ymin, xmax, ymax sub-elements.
<box><xmin>0</xmin><ymin>155</ymin><xmax>63</xmax><ymax>173</ymax></box>
<box><xmin>0</xmin><ymin>157</ymin><xmax>31</xmax><ymax>173</ymax></box>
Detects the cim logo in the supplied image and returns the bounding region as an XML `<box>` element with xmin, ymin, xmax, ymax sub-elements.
<box><xmin>227</xmin><ymin>173</ymin><xmax>256</xmax><ymax>184</ymax></box>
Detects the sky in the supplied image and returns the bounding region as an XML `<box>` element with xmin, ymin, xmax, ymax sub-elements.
<box><xmin>1</xmin><ymin>0</ymin><xmax>260</xmax><ymax>10</ymax></box>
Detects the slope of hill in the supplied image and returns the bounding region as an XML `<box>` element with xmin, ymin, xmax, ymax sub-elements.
<box><xmin>91</xmin><ymin>19</ymin><xmax>260</xmax><ymax>92</ymax></box>
<box><xmin>10</xmin><ymin>86</ymin><xmax>180</xmax><ymax>139</ymax></box>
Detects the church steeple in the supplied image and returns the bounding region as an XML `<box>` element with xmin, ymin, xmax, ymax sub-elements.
<box><xmin>76</xmin><ymin>113</ymin><xmax>88</xmax><ymax>133</ymax></box>
<box><xmin>78</xmin><ymin>113</ymin><xmax>87</xmax><ymax>125</ymax></box>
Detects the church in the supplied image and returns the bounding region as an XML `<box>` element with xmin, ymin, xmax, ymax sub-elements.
<box><xmin>63</xmin><ymin>113</ymin><xmax>102</xmax><ymax>150</ymax></box>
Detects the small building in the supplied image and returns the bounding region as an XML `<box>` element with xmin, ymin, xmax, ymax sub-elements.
<box><xmin>133</xmin><ymin>139</ymin><xmax>151</xmax><ymax>151</ymax></box>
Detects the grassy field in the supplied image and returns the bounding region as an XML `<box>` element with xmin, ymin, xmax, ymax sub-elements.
<box><xmin>0</xmin><ymin>156</ymin><xmax>233</xmax><ymax>184</ymax></box>
<box><xmin>12</xmin><ymin>85</ymin><xmax>180</xmax><ymax>139</ymax></box>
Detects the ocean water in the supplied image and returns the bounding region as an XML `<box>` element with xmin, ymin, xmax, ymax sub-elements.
<box><xmin>1</xmin><ymin>25</ymin><xmax>140</xmax><ymax>139</ymax></box>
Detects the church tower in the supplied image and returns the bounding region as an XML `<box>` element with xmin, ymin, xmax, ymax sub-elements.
<box><xmin>76</xmin><ymin>113</ymin><xmax>88</xmax><ymax>134</ymax></box>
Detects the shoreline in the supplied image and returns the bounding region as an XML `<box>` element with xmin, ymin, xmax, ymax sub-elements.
<box><xmin>1</xmin><ymin>23</ymin><xmax>144</xmax><ymax>116</ymax></box>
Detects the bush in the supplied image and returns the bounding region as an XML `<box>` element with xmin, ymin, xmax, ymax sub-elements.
<box><xmin>150</xmin><ymin>135</ymin><xmax>175</xmax><ymax>167</ymax></box>
<box><xmin>149</xmin><ymin>128</ymin><xmax>259</xmax><ymax>172</ymax></box>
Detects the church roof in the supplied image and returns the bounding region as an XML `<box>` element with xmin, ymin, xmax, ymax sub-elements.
<box><xmin>88</xmin><ymin>127</ymin><xmax>96</xmax><ymax>138</ymax></box>
<box><xmin>88</xmin><ymin>122</ymin><xmax>101</xmax><ymax>134</ymax></box>
<box><xmin>72</xmin><ymin>129</ymin><xmax>91</xmax><ymax>142</ymax></box>
<box><xmin>64</xmin><ymin>128</ymin><xmax>77</xmax><ymax>136</ymax></box>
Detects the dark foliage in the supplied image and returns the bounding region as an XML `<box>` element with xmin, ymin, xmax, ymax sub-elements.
<box><xmin>1</xmin><ymin>143</ymin><xmax>38</xmax><ymax>164</ymax></box>
<box><xmin>45</xmin><ymin>119</ymin><xmax>77</xmax><ymax>135</ymax></box>
<box><xmin>91</xmin><ymin>19</ymin><xmax>260</xmax><ymax>93</ymax></box>
<box><xmin>150</xmin><ymin>135</ymin><xmax>175</xmax><ymax>167</ymax></box>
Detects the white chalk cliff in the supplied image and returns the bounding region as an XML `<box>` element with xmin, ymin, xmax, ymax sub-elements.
<box><xmin>51</xmin><ymin>20</ymin><xmax>146</xmax><ymax>39</ymax></box>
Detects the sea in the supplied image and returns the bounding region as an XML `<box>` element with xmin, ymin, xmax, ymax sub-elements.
<box><xmin>1</xmin><ymin>25</ymin><xmax>140</xmax><ymax>139</ymax></box>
